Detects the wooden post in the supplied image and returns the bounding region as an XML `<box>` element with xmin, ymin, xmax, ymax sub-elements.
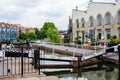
<box><xmin>34</xmin><ymin>50</ymin><xmax>40</xmax><ymax>69</ymax></box>
<box><xmin>77</xmin><ymin>67</ymin><xmax>82</xmax><ymax>77</ymax></box>
<box><xmin>118</xmin><ymin>65</ymin><xmax>120</xmax><ymax>80</ymax></box>
<box><xmin>21</xmin><ymin>47</ymin><xmax>23</xmax><ymax>77</ymax></box>
<box><xmin>39</xmin><ymin>47</ymin><xmax>41</xmax><ymax>75</ymax></box>
<box><xmin>78</xmin><ymin>56</ymin><xmax>82</xmax><ymax>67</ymax></box>
<box><xmin>97</xmin><ymin>55</ymin><xmax>101</xmax><ymax>60</ymax></box>
<box><xmin>118</xmin><ymin>45</ymin><xmax>120</xmax><ymax>63</ymax></box>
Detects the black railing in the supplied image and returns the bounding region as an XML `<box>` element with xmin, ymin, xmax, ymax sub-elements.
<box><xmin>0</xmin><ymin>46</ymin><xmax>39</xmax><ymax>77</ymax></box>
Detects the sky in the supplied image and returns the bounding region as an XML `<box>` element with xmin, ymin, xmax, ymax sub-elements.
<box><xmin>0</xmin><ymin>0</ymin><xmax>115</xmax><ymax>30</ymax></box>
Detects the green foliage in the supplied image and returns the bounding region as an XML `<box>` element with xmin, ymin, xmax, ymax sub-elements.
<box><xmin>19</xmin><ymin>22</ymin><xmax>60</xmax><ymax>43</ymax></box>
<box><xmin>75</xmin><ymin>36</ymin><xmax>81</xmax><ymax>44</ymax></box>
<box><xmin>110</xmin><ymin>35</ymin><xmax>117</xmax><ymax>39</ymax></box>
<box><xmin>91</xmin><ymin>38</ymin><xmax>95</xmax><ymax>44</ymax></box>
<box><xmin>34</xmin><ymin>27</ymin><xmax>39</xmax><ymax>34</ymax></box>
<box><xmin>27</xmin><ymin>32</ymin><xmax>37</xmax><ymax>40</ymax></box>
<box><xmin>46</xmin><ymin>28</ymin><xmax>60</xmax><ymax>43</ymax></box>
<box><xmin>108</xmin><ymin>35</ymin><xmax>120</xmax><ymax>46</ymax></box>
<box><xmin>19</xmin><ymin>33</ymin><xmax>27</xmax><ymax>40</ymax></box>
<box><xmin>19</xmin><ymin>32</ymin><xmax>37</xmax><ymax>40</ymax></box>
<box><xmin>39</xmin><ymin>22</ymin><xmax>60</xmax><ymax>43</ymax></box>
<box><xmin>39</xmin><ymin>22</ymin><xmax>57</xmax><ymax>39</ymax></box>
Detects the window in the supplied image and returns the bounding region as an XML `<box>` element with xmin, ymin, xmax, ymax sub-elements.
<box><xmin>0</xmin><ymin>27</ymin><xmax>1</xmax><ymax>34</ymax></box>
<box><xmin>6</xmin><ymin>27</ymin><xmax>10</xmax><ymax>40</ymax></box>
<box><xmin>76</xmin><ymin>32</ymin><xmax>79</xmax><ymax>37</ymax></box>
<box><xmin>1</xmin><ymin>27</ymin><xmax>7</xmax><ymax>40</ymax></box>
<box><xmin>97</xmin><ymin>15</ymin><xmax>102</xmax><ymax>25</ymax></box>
<box><xmin>118</xmin><ymin>29</ymin><xmax>120</xmax><ymax>38</ymax></box>
<box><xmin>118</xmin><ymin>11</ymin><xmax>120</xmax><ymax>23</ymax></box>
<box><xmin>82</xmin><ymin>31</ymin><xmax>84</xmax><ymax>41</ymax></box>
<box><xmin>76</xmin><ymin>19</ymin><xmax>79</xmax><ymax>28</ymax></box>
<box><xmin>10</xmin><ymin>28</ymin><xmax>16</xmax><ymax>40</ymax></box>
<box><xmin>89</xmin><ymin>30</ymin><xmax>94</xmax><ymax>39</ymax></box>
<box><xmin>98</xmin><ymin>33</ymin><xmax>101</xmax><ymax>39</ymax></box>
<box><xmin>90</xmin><ymin>16</ymin><xmax>94</xmax><ymax>26</ymax></box>
<box><xmin>81</xmin><ymin>18</ymin><xmax>85</xmax><ymax>27</ymax></box>
<box><xmin>106</xmin><ymin>13</ymin><xmax>111</xmax><ymax>24</ymax></box>
<box><xmin>106</xmin><ymin>29</ymin><xmax>111</xmax><ymax>39</ymax></box>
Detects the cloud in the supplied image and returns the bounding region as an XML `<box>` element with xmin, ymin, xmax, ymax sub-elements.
<box><xmin>0</xmin><ymin>0</ymin><xmax>115</xmax><ymax>30</ymax></box>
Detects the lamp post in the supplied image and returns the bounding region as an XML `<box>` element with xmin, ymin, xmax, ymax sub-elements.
<box><xmin>94</xmin><ymin>27</ymin><xmax>96</xmax><ymax>54</ymax></box>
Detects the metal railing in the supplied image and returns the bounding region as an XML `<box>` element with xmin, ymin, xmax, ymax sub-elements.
<box><xmin>0</xmin><ymin>46</ymin><xmax>38</xmax><ymax>77</ymax></box>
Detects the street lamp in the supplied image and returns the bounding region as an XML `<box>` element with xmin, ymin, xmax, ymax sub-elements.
<box><xmin>94</xmin><ymin>27</ymin><xmax>97</xmax><ymax>54</ymax></box>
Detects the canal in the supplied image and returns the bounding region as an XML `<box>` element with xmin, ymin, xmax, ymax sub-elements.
<box><xmin>40</xmin><ymin>52</ymin><xmax>120</xmax><ymax>80</ymax></box>
<box><xmin>43</xmin><ymin>64</ymin><xmax>120</xmax><ymax>80</ymax></box>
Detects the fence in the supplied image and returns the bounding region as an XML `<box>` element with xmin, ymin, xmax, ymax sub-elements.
<box><xmin>0</xmin><ymin>46</ymin><xmax>39</xmax><ymax>77</ymax></box>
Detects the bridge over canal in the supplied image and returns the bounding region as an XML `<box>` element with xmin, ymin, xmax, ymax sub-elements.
<box><xmin>35</xmin><ymin>43</ymin><xmax>108</xmax><ymax>61</ymax></box>
<box><xmin>32</xmin><ymin>43</ymin><xmax>120</xmax><ymax>68</ymax></box>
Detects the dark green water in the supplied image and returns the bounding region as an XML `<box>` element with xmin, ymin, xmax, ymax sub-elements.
<box><xmin>44</xmin><ymin>64</ymin><xmax>120</xmax><ymax>80</ymax></box>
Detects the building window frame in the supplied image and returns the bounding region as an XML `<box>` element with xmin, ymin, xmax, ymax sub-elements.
<box><xmin>118</xmin><ymin>11</ymin><xmax>120</xmax><ymax>23</ymax></box>
<box><xmin>76</xmin><ymin>19</ymin><xmax>79</xmax><ymax>28</ymax></box>
<box><xmin>76</xmin><ymin>31</ymin><xmax>79</xmax><ymax>37</ymax></box>
<box><xmin>106</xmin><ymin>12</ymin><xmax>111</xmax><ymax>25</ymax></box>
<box><xmin>118</xmin><ymin>28</ymin><xmax>120</xmax><ymax>38</ymax></box>
<box><xmin>106</xmin><ymin>29</ymin><xmax>111</xmax><ymax>39</ymax></box>
<box><xmin>81</xmin><ymin>18</ymin><xmax>85</xmax><ymax>28</ymax></box>
<box><xmin>89</xmin><ymin>16</ymin><xmax>94</xmax><ymax>27</ymax></box>
<box><xmin>97</xmin><ymin>15</ymin><xmax>102</xmax><ymax>26</ymax></box>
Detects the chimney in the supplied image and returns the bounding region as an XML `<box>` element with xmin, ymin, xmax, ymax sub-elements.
<box><xmin>76</xmin><ymin>6</ymin><xmax>78</xmax><ymax>10</ymax></box>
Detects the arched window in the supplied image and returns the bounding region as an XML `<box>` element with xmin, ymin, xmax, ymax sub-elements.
<box><xmin>106</xmin><ymin>13</ymin><xmax>111</xmax><ymax>24</ymax></box>
<box><xmin>81</xmin><ymin>18</ymin><xmax>85</xmax><ymax>27</ymax></box>
<box><xmin>97</xmin><ymin>15</ymin><xmax>102</xmax><ymax>25</ymax></box>
<box><xmin>76</xmin><ymin>19</ymin><xmax>79</xmax><ymax>28</ymax></box>
<box><xmin>118</xmin><ymin>11</ymin><xmax>120</xmax><ymax>22</ymax></box>
<box><xmin>90</xmin><ymin>16</ymin><xmax>94</xmax><ymax>26</ymax></box>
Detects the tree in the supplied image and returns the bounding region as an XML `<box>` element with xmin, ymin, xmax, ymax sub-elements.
<box><xmin>39</xmin><ymin>22</ymin><xmax>57</xmax><ymax>39</ymax></box>
<box><xmin>19</xmin><ymin>33</ymin><xmax>27</xmax><ymax>40</ymax></box>
<box><xmin>46</xmin><ymin>28</ymin><xmax>60</xmax><ymax>43</ymax></box>
<box><xmin>34</xmin><ymin>27</ymin><xmax>40</xmax><ymax>39</ymax></box>
<box><xmin>39</xmin><ymin>22</ymin><xmax>60</xmax><ymax>43</ymax></box>
<box><xmin>19</xmin><ymin>32</ymin><xmax>37</xmax><ymax>40</ymax></box>
<box><xmin>27</xmin><ymin>32</ymin><xmax>37</xmax><ymax>40</ymax></box>
<box><xmin>34</xmin><ymin>27</ymin><xmax>39</xmax><ymax>34</ymax></box>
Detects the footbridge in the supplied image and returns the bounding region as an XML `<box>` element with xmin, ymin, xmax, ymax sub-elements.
<box><xmin>35</xmin><ymin>43</ymin><xmax>119</xmax><ymax>61</ymax></box>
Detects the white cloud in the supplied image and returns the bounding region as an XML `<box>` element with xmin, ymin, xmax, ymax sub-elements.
<box><xmin>0</xmin><ymin>0</ymin><xmax>115</xmax><ymax>30</ymax></box>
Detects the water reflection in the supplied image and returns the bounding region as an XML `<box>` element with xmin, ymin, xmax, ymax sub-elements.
<box><xmin>117</xmin><ymin>65</ymin><xmax>120</xmax><ymax>80</ymax></box>
<box><xmin>40</xmin><ymin>52</ymin><xmax>120</xmax><ymax>80</ymax></box>
<box><xmin>44</xmin><ymin>64</ymin><xmax>120</xmax><ymax>80</ymax></box>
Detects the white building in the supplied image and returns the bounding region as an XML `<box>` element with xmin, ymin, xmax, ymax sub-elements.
<box><xmin>72</xmin><ymin>0</ymin><xmax>120</xmax><ymax>43</ymax></box>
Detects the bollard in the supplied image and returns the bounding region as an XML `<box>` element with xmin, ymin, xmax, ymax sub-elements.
<box><xmin>34</xmin><ymin>50</ymin><xmax>40</xmax><ymax>69</ymax></box>
<box><xmin>118</xmin><ymin>45</ymin><xmax>120</xmax><ymax>63</ymax></box>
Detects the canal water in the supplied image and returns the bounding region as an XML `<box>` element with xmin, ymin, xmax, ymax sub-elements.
<box><xmin>43</xmin><ymin>64</ymin><xmax>120</xmax><ymax>80</ymax></box>
<box><xmin>40</xmin><ymin>52</ymin><xmax>120</xmax><ymax>80</ymax></box>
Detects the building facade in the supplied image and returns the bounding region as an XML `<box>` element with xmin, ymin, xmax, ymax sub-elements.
<box><xmin>0</xmin><ymin>22</ymin><xmax>35</xmax><ymax>41</ymax></box>
<box><xmin>72</xmin><ymin>0</ymin><xmax>120</xmax><ymax>43</ymax></box>
<box><xmin>67</xmin><ymin>16</ymin><xmax>73</xmax><ymax>43</ymax></box>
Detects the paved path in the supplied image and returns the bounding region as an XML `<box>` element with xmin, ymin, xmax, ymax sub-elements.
<box><xmin>0</xmin><ymin>73</ymin><xmax>59</xmax><ymax>80</ymax></box>
<box><xmin>16</xmin><ymin>76</ymin><xmax>59</xmax><ymax>80</ymax></box>
<box><xmin>37</xmin><ymin>43</ymin><xmax>105</xmax><ymax>60</ymax></box>
<box><xmin>0</xmin><ymin>60</ymin><xmax>7</xmax><ymax>76</ymax></box>
<box><xmin>40</xmin><ymin>43</ymin><xmax>95</xmax><ymax>55</ymax></box>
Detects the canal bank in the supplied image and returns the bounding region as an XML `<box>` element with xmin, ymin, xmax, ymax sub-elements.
<box><xmin>0</xmin><ymin>73</ymin><xmax>59</xmax><ymax>80</ymax></box>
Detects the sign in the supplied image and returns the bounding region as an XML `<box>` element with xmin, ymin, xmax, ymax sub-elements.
<box><xmin>5</xmin><ymin>51</ymin><xmax>28</xmax><ymax>57</ymax></box>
